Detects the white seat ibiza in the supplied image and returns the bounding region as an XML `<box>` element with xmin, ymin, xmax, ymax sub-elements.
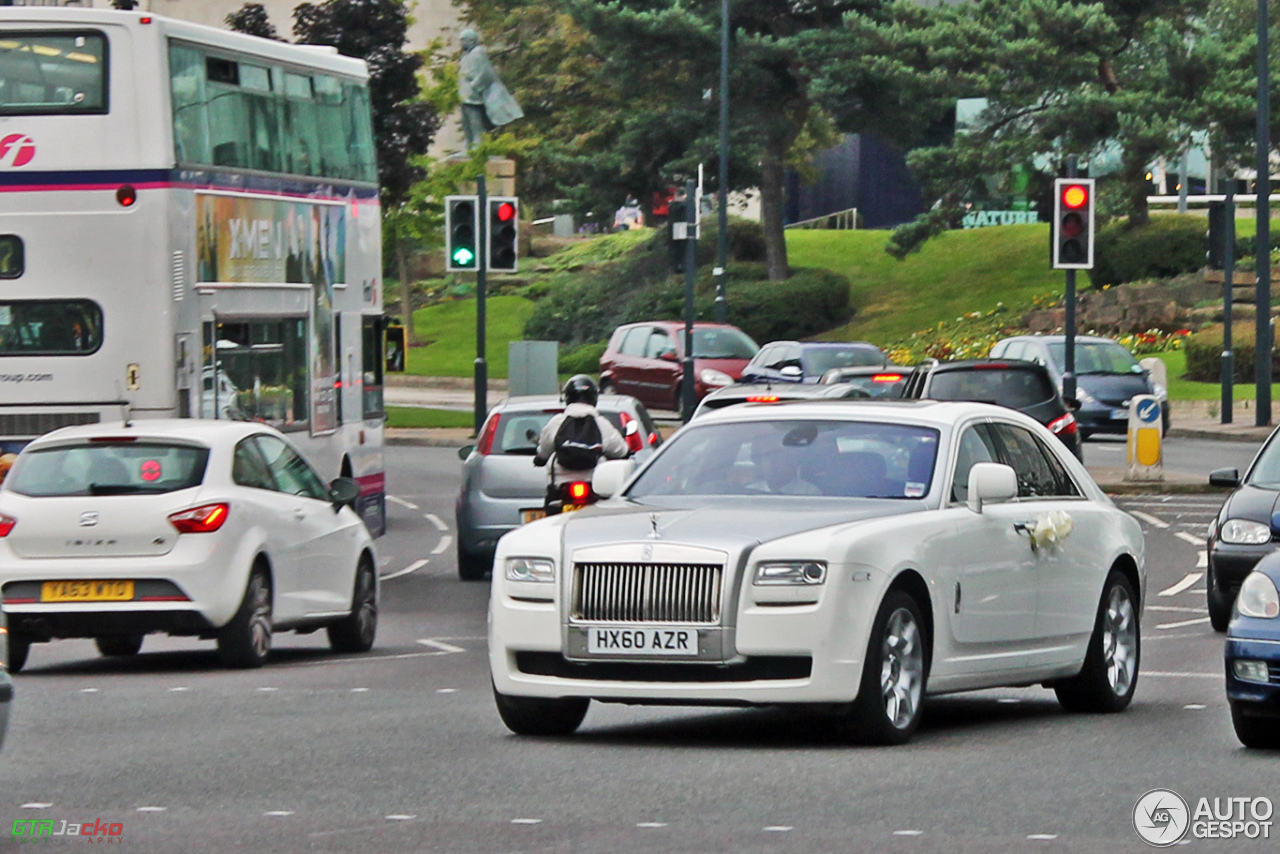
<box><xmin>0</xmin><ymin>420</ymin><xmax>377</xmax><ymax>671</ymax></box>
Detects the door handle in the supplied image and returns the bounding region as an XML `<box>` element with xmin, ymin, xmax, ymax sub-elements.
<box><xmin>294</xmin><ymin>509</ymin><xmax>306</xmax><ymax>521</ymax></box>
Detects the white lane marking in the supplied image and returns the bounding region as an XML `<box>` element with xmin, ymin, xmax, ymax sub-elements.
<box><xmin>385</xmin><ymin>815</ymin><xmax>416</xmax><ymax>821</ymax></box>
<box><xmin>80</xmin><ymin>688</ymin><xmax>99</xmax><ymax>694</ymax></box>
<box><xmin>1157</xmin><ymin>617</ymin><xmax>1212</xmax><ymax>630</ymax></box>
<box><xmin>1143</xmin><ymin>670</ymin><xmax>1220</xmax><ymax>679</ymax></box>
<box><xmin>21</xmin><ymin>803</ymin><xmax>53</xmax><ymax>809</ymax></box>
<box><xmin>136</xmin><ymin>806</ymin><xmax>166</xmax><ymax>812</ymax></box>
<box><xmin>351</xmin><ymin>688</ymin><xmax>370</xmax><ymax>693</ymax></box>
<box><xmin>1184</xmin><ymin>704</ymin><xmax>1207</xmax><ymax>710</ymax></box>
<box><xmin>1175</xmin><ymin>531</ymin><xmax>1207</xmax><ymax>546</ymax></box>
<box><xmin>264</xmin><ymin>811</ymin><xmax>295</xmax><ymax>817</ymax></box>
<box><xmin>431</xmin><ymin>535</ymin><xmax>453</xmax><ymax>555</ymax></box>
<box><xmin>1145</xmin><ymin>632</ymin><xmax>1212</xmax><ymax>641</ymax></box>
<box><xmin>1028</xmin><ymin>834</ymin><xmax>1058</xmax><ymax>841</ymax></box>
<box><xmin>893</xmin><ymin>830</ymin><xmax>924</xmax><ymax>836</ymax></box>
<box><xmin>637</xmin><ymin>822</ymin><xmax>669</xmax><ymax>828</ymax></box>
<box><xmin>1197</xmin><ymin>550</ymin><xmax>1207</xmax><ymax>568</ymax></box>
<box><xmin>1146</xmin><ymin>605</ymin><xmax>1208</xmax><ymax>613</ymax></box>
<box><xmin>1159</xmin><ymin>573</ymin><xmax>1203</xmax><ymax>597</ymax></box>
<box><xmin>1131</xmin><ymin>511</ymin><xmax>1170</xmax><ymax>529</ymax></box>
<box><xmin>424</xmin><ymin>513</ymin><xmax>449</xmax><ymax>532</ymax></box>
<box><xmin>380</xmin><ymin>559</ymin><xmax>428</xmax><ymax>581</ymax></box>
<box><xmin>763</xmin><ymin>826</ymin><xmax>794</xmax><ymax>832</ymax></box>
<box><xmin>416</xmin><ymin>638</ymin><xmax>465</xmax><ymax>654</ymax></box>
<box><xmin>511</xmin><ymin>818</ymin><xmax>543</xmax><ymax>825</ymax></box>
<box><xmin>257</xmin><ymin>686</ymin><xmax>279</xmax><ymax>692</ymax></box>
<box><xmin>387</xmin><ymin>495</ymin><xmax>419</xmax><ymax>510</ymax></box>
<box><xmin>436</xmin><ymin>688</ymin><xmax>458</xmax><ymax>694</ymax></box>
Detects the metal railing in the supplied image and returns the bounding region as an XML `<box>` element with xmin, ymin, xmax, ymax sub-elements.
<box><xmin>784</xmin><ymin>207</ymin><xmax>858</xmax><ymax>230</ymax></box>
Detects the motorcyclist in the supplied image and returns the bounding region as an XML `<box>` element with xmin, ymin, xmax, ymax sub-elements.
<box><xmin>534</xmin><ymin>376</ymin><xmax>629</xmax><ymax>493</ymax></box>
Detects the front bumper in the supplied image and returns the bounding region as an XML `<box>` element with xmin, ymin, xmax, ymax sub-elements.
<box><xmin>1225</xmin><ymin>634</ymin><xmax>1280</xmax><ymax>715</ymax></box>
<box><xmin>1210</xmin><ymin>542</ymin><xmax>1278</xmax><ymax>591</ymax></box>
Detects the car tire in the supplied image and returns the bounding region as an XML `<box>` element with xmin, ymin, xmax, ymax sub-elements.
<box><xmin>327</xmin><ymin>556</ymin><xmax>378</xmax><ymax>654</ymax></box>
<box><xmin>1207</xmin><ymin>562</ymin><xmax>1232</xmax><ymax>633</ymax></box>
<box><xmin>1054</xmin><ymin>570</ymin><xmax>1140</xmax><ymax>713</ymax></box>
<box><xmin>7</xmin><ymin>635</ymin><xmax>30</xmax><ymax>673</ymax></box>
<box><xmin>840</xmin><ymin>590</ymin><xmax>928</xmax><ymax>745</ymax></box>
<box><xmin>493</xmin><ymin>683</ymin><xmax>589</xmax><ymax>736</ymax></box>
<box><xmin>95</xmin><ymin>635</ymin><xmax>143</xmax><ymax>657</ymax></box>
<box><xmin>217</xmin><ymin>568</ymin><xmax>272</xmax><ymax>669</ymax></box>
<box><xmin>1230</xmin><ymin>703</ymin><xmax>1280</xmax><ymax>749</ymax></box>
<box><xmin>1162</xmin><ymin>405</ymin><xmax>1171</xmax><ymax>435</ymax></box>
<box><xmin>457</xmin><ymin>541</ymin><xmax>491</xmax><ymax>581</ymax></box>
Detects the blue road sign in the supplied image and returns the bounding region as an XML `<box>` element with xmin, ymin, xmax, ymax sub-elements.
<box><xmin>1136</xmin><ymin>399</ymin><xmax>1161</xmax><ymax>424</ymax></box>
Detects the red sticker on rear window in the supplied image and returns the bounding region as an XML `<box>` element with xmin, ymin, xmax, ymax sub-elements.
<box><xmin>140</xmin><ymin>460</ymin><xmax>162</xmax><ymax>482</ymax></box>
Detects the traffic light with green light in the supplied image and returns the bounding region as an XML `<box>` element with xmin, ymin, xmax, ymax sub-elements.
<box><xmin>445</xmin><ymin>195</ymin><xmax>479</xmax><ymax>272</ymax></box>
<box><xmin>488</xmin><ymin>197</ymin><xmax>519</xmax><ymax>273</ymax></box>
<box><xmin>1051</xmin><ymin>178</ymin><xmax>1095</xmax><ymax>270</ymax></box>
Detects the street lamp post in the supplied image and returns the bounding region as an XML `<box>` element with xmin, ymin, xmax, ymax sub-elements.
<box><xmin>1258</xmin><ymin>0</ymin><xmax>1272</xmax><ymax>427</ymax></box>
<box><xmin>714</xmin><ymin>0</ymin><xmax>729</xmax><ymax>323</ymax></box>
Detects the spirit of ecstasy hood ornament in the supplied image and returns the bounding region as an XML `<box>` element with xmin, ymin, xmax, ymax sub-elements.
<box><xmin>648</xmin><ymin>513</ymin><xmax>661</xmax><ymax>539</ymax></box>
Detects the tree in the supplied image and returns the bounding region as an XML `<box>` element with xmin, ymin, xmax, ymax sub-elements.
<box><xmin>225</xmin><ymin>4</ymin><xmax>280</xmax><ymax>41</ymax></box>
<box><xmin>110</xmin><ymin>0</ymin><xmax>139</xmax><ymax>9</ymax></box>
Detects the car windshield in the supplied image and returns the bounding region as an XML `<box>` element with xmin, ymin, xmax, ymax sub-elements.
<box><xmin>626</xmin><ymin>419</ymin><xmax>939</xmax><ymax>499</ymax></box>
<box><xmin>691</xmin><ymin>328</ymin><xmax>758</xmax><ymax>359</ymax></box>
<box><xmin>1247</xmin><ymin>439</ymin><xmax>1280</xmax><ymax>487</ymax></box>
<box><xmin>5</xmin><ymin>442</ymin><xmax>210</xmax><ymax>496</ymax></box>
<box><xmin>928</xmin><ymin>368</ymin><xmax>1055</xmax><ymax>408</ymax></box>
<box><xmin>1047</xmin><ymin>341</ymin><xmax>1143</xmax><ymax>375</ymax></box>
<box><xmin>804</xmin><ymin>346</ymin><xmax>883</xmax><ymax>374</ymax></box>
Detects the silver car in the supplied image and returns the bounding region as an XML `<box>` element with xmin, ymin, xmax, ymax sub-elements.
<box><xmin>455</xmin><ymin>395</ymin><xmax>663</xmax><ymax>580</ymax></box>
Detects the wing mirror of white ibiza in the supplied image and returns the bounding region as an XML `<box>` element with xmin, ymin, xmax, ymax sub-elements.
<box><xmin>968</xmin><ymin>462</ymin><xmax>1018</xmax><ymax>514</ymax></box>
<box><xmin>592</xmin><ymin>458</ymin><xmax>635</xmax><ymax>499</ymax></box>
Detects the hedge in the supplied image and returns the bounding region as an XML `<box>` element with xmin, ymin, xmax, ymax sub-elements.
<box><xmin>1091</xmin><ymin>215</ymin><xmax>1208</xmax><ymax>288</ymax></box>
<box><xmin>1183</xmin><ymin>321</ymin><xmax>1278</xmax><ymax>382</ymax></box>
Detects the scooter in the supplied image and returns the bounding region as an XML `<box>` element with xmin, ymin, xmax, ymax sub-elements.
<box><xmin>543</xmin><ymin>479</ymin><xmax>597</xmax><ymax>517</ymax></box>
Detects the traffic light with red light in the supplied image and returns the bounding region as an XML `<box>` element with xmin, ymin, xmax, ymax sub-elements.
<box><xmin>445</xmin><ymin>195</ymin><xmax>479</xmax><ymax>272</ymax></box>
<box><xmin>487</xmin><ymin>196</ymin><xmax>519</xmax><ymax>273</ymax></box>
<box><xmin>1052</xmin><ymin>178</ymin><xmax>1095</xmax><ymax>269</ymax></box>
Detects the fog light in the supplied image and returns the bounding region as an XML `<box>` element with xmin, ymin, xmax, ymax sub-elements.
<box><xmin>1233</xmin><ymin>659</ymin><xmax>1270</xmax><ymax>683</ymax></box>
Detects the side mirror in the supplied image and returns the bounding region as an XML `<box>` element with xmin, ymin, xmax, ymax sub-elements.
<box><xmin>779</xmin><ymin>365</ymin><xmax>804</xmax><ymax>380</ymax></box>
<box><xmin>659</xmin><ymin>349</ymin><xmax>679</xmax><ymax>363</ymax></box>
<box><xmin>1063</xmin><ymin>396</ymin><xmax>1082</xmax><ymax>412</ymax></box>
<box><xmin>1209</xmin><ymin>467</ymin><xmax>1241</xmax><ymax>488</ymax></box>
<box><xmin>967</xmin><ymin>462</ymin><xmax>1017</xmax><ymax>513</ymax></box>
<box><xmin>592</xmin><ymin>458</ymin><xmax>636</xmax><ymax>499</ymax></box>
<box><xmin>329</xmin><ymin>476</ymin><xmax>361</xmax><ymax>511</ymax></box>
<box><xmin>457</xmin><ymin>444</ymin><xmax>476</xmax><ymax>461</ymax></box>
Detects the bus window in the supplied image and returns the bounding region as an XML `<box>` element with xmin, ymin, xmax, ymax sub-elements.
<box><xmin>0</xmin><ymin>31</ymin><xmax>107</xmax><ymax>115</ymax></box>
<box><xmin>202</xmin><ymin>318</ymin><xmax>309</xmax><ymax>429</ymax></box>
<box><xmin>0</xmin><ymin>300</ymin><xmax>102</xmax><ymax>356</ymax></box>
<box><xmin>169</xmin><ymin>44</ymin><xmax>210</xmax><ymax>164</ymax></box>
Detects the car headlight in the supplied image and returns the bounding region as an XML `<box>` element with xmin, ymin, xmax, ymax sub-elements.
<box><xmin>505</xmin><ymin>557</ymin><xmax>555</xmax><ymax>583</ymax></box>
<box><xmin>1219</xmin><ymin>519</ymin><xmax>1273</xmax><ymax>545</ymax></box>
<box><xmin>699</xmin><ymin>368</ymin><xmax>733</xmax><ymax>387</ymax></box>
<box><xmin>754</xmin><ymin>561</ymin><xmax>827</xmax><ymax>586</ymax></box>
<box><xmin>1237</xmin><ymin>571</ymin><xmax>1280</xmax><ymax>619</ymax></box>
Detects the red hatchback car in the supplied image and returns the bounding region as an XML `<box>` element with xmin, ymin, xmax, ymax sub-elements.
<box><xmin>599</xmin><ymin>321</ymin><xmax>759</xmax><ymax>411</ymax></box>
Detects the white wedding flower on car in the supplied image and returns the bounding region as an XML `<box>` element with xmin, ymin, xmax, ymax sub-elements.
<box><xmin>1030</xmin><ymin>510</ymin><xmax>1075</xmax><ymax>551</ymax></box>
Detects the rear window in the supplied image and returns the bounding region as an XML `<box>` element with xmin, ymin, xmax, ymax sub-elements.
<box><xmin>492</xmin><ymin>408</ymin><xmax>633</xmax><ymax>454</ymax></box>
<box><xmin>804</xmin><ymin>346</ymin><xmax>884</xmax><ymax>374</ymax></box>
<box><xmin>5</xmin><ymin>442</ymin><xmax>210</xmax><ymax>496</ymax></box>
<box><xmin>928</xmin><ymin>368</ymin><xmax>1055</xmax><ymax>409</ymax></box>
<box><xmin>0</xmin><ymin>31</ymin><xmax>108</xmax><ymax>115</ymax></box>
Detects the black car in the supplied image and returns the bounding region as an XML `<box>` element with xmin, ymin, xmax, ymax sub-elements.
<box><xmin>901</xmin><ymin>359</ymin><xmax>1082</xmax><ymax>458</ymax></box>
<box><xmin>740</xmin><ymin>340</ymin><xmax>886</xmax><ymax>384</ymax></box>
<box><xmin>1206</xmin><ymin>436</ymin><xmax>1280</xmax><ymax>631</ymax></box>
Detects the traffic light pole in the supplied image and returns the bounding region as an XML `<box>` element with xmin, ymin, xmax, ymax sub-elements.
<box><xmin>1063</xmin><ymin>156</ymin><xmax>1078</xmax><ymax>403</ymax></box>
<box><xmin>474</xmin><ymin>174</ymin><xmax>488</xmax><ymax>436</ymax></box>
<box><xmin>682</xmin><ymin>178</ymin><xmax>698</xmax><ymax>422</ymax></box>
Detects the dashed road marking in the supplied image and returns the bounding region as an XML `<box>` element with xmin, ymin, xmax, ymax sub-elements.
<box><xmin>80</xmin><ymin>688</ymin><xmax>98</xmax><ymax>694</ymax></box>
<box><xmin>763</xmin><ymin>826</ymin><xmax>794</xmax><ymax>832</ymax></box>
<box><xmin>424</xmin><ymin>513</ymin><xmax>449</xmax><ymax>532</ymax></box>
<box><xmin>351</xmin><ymin>688</ymin><xmax>370</xmax><ymax>693</ymax></box>
<box><xmin>431</xmin><ymin>535</ymin><xmax>453</xmax><ymax>555</ymax></box>
<box><xmin>380</xmin><ymin>559</ymin><xmax>428</xmax><ymax>581</ymax></box>
<box><xmin>436</xmin><ymin>688</ymin><xmax>458</xmax><ymax>694</ymax></box>
<box><xmin>511</xmin><ymin>818</ymin><xmax>543</xmax><ymax>825</ymax></box>
<box><xmin>1159</xmin><ymin>573</ymin><xmax>1203</xmax><ymax>597</ymax></box>
<box><xmin>21</xmin><ymin>804</ymin><xmax>52</xmax><ymax>809</ymax></box>
<box><xmin>1028</xmin><ymin>834</ymin><xmax>1058</xmax><ymax>841</ymax></box>
<box><xmin>416</xmin><ymin>639</ymin><xmax>465</xmax><ymax>654</ymax></box>
<box><xmin>1174</xmin><ymin>531</ymin><xmax>1206</xmax><ymax>546</ymax></box>
<box><xmin>1146</xmin><ymin>605</ymin><xmax>1207</xmax><ymax>613</ymax></box>
<box><xmin>637</xmin><ymin>822</ymin><xmax>668</xmax><ymax>828</ymax></box>
<box><xmin>1131</xmin><ymin>511</ymin><xmax>1169</xmax><ymax>529</ymax></box>
<box><xmin>385</xmin><ymin>815</ymin><xmax>416</xmax><ymax>821</ymax></box>
<box><xmin>1197</xmin><ymin>550</ymin><xmax>1207</xmax><ymax>568</ymax></box>
<box><xmin>387</xmin><ymin>496</ymin><xmax>419</xmax><ymax>510</ymax></box>
<box><xmin>264</xmin><ymin>811</ymin><xmax>294</xmax><ymax>817</ymax></box>
<box><xmin>1184</xmin><ymin>704</ymin><xmax>1207</xmax><ymax>710</ymax></box>
<box><xmin>1156</xmin><ymin>617</ymin><xmax>1212</xmax><ymax>630</ymax></box>
<box><xmin>894</xmin><ymin>830</ymin><xmax>924</xmax><ymax>836</ymax></box>
<box><xmin>136</xmin><ymin>807</ymin><xmax>166</xmax><ymax>813</ymax></box>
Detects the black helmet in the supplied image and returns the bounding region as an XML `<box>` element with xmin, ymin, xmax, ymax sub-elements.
<box><xmin>563</xmin><ymin>374</ymin><xmax>599</xmax><ymax>406</ymax></box>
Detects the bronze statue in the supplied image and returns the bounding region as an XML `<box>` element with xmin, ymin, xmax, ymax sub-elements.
<box><xmin>458</xmin><ymin>29</ymin><xmax>523</xmax><ymax>150</ymax></box>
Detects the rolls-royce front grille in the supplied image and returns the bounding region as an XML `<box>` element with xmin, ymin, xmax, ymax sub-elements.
<box><xmin>572</xmin><ymin>562</ymin><xmax>722</xmax><ymax>624</ymax></box>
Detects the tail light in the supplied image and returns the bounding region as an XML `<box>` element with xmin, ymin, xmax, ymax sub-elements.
<box><xmin>476</xmin><ymin>413</ymin><xmax>501</xmax><ymax>455</ymax></box>
<box><xmin>168</xmin><ymin>503</ymin><xmax>229</xmax><ymax>534</ymax></box>
<box><xmin>1048</xmin><ymin>412</ymin><xmax>1078</xmax><ymax>436</ymax></box>
<box><xmin>620</xmin><ymin>412</ymin><xmax>644</xmax><ymax>453</ymax></box>
<box><xmin>566</xmin><ymin>481</ymin><xmax>590</xmax><ymax>502</ymax></box>
<box><xmin>0</xmin><ymin>513</ymin><xmax>16</xmax><ymax>537</ymax></box>
<box><xmin>746</xmin><ymin>395</ymin><xmax>780</xmax><ymax>403</ymax></box>
<box><xmin>648</xmin><ymin>431</ymin><xmax>659</xmax><ymax>446</ymax></box>
<box><xmin>872</xmin><ymin>374</ymin><xmax>903</xmax><ymax>383</ymax></box>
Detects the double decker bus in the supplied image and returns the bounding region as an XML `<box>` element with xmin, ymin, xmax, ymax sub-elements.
<box><xmin>0</xmin><ymin>6</ymin><xmax>386</xmax><ymax>535</ymax></box>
